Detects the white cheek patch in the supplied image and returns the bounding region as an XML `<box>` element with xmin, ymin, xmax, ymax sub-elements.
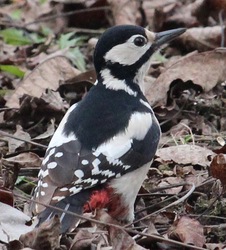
<box><xmin>104</xmin><ymin>35</ymin><xmax>151</xmax><ymax>66</ymax></box>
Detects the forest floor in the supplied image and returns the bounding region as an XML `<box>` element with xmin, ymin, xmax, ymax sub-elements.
<box><xmin>0</xmin><ymin>0</ymin><xmax>226</xmax><ymax>249</ymax></box>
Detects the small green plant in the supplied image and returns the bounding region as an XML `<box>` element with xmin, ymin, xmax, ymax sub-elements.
<box><xmin>58</xmin><ymin>32</ymin><xmax>87</xmax><ymax>72</ymax></box>
<box><xmin>0</xmin><ymin>28</ymin><xmax>44</xmax><ymax>46</ymax></box>
<box><xmin>0</xmin><ymin>65</ymin><xmax>25</xmax><ymax>78</ymax></box>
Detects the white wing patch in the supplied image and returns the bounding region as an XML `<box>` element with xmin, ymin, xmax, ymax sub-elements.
<box><xmin>34</xmin><ymin>107</ymin><xmax>155</xmax><ymax>214</ymax></box>
<box><xmin>48</xmin><ymin>104</ymin><xmax>78</xmax><ymax>148</ymax></box>
<box><xmin>95</xmin><ymin>112</ymin><xmax>152</xmax><ymax>159</ymax></box>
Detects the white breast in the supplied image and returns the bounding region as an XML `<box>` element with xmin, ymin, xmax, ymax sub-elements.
<box><xmin>109</xmin><ymin>162</ymin><xmax>151</xmax><ymax>222</ymax></box>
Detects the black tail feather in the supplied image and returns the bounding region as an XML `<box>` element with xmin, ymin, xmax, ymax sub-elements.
<box><xmin>37</xmin><ymin>190</ymin><xmax>91</xmax><ymax>233</ymax></box>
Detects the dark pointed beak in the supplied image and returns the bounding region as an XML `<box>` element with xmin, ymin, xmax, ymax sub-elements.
<box><xmin>154</xmin><ymin>28</ymin><xmax>186</xmax><ymax>47</ymax></box>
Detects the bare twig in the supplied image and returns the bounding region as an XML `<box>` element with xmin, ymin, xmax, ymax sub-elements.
<box><xmin>126</xmin><ymin>182</ymin><xmax>195</xmax><ymax>227</ymax></box>
<box><xmin>14</xmin><ymin>192</ymin><xmax>206</xmax><ymax>250</ymax></box>
<box><xmin>181</xmin><ymin>122</ymin><xmax>195</xmax><ymax>145</ymax></box>
<box><xmin>218</xmin><ymin>9</ymin><xmax>225</xmax><ymax>47</ymax></box>
<box><xmin>25</xmin><ymin>6</ymin><xmax>111</xmax><ymax>27</ymax></box>
<box><xmin>0</xmin><ymin>130</ymin><xmax>47</xmax><ymax>149</ymax></box>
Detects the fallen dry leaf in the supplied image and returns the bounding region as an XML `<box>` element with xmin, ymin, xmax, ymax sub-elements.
<box><xmin>192</xmin><ymin>0</ymin><xmax>226</xmax><ymax>25</ymax></box>
<box><xmin>20</xmin><ymin>215</ymin><xmax>60</xmax><ymax>250</ymax></box>
<box><xmin>32</xmin><ymin>120</ymin><xmax>55</xmax><ymax>141</ymax></box>
<box><xmin>210</xmin><ymin>154</ymin><xmax>226</xmax><ymax>189</ymax></box>
<box><xmin>2</xmin><ymin>152</ymin><xmax>42</xmax><ymax>169</ymax></box>
<box><xmin>213</xmin><ymin>144</ymin><xmax>226</xmax><ymax>154</ymax></box>
<box><xmin>156</xmin><ymin>145</ymin><xmax>214</xmax><ymax>167</ymax></box>
<box><xmin>168</xmin><ymin>216</ymin><xmax>205</xmax><ymax>247</ymax></box>
<box><xmin>107</xmin><ymin>0</ymin><xmax>140</xmax><ymax>25</ymax></box>
<box><xmin>0</xmin><ymin>187</ymin><xmax>13</xmax><ymax>206</ymax></box>
<box><xmin>0</xmin><ymin>1</ymin><xmax>52</xmax><ymax>27</ymax></box>
<box><xmin>70</xmin><ymin>229</ymin><xmax>99</xmax><ymax>250</ymax></box>
<box><xmin>58</xmin><ymin>69</ymin><xmax>96</xmax><ymax>103</ymax></box>
<box><xmin>96</xmin><ymin>210</ymin><xmax>147</xmax><ymax>250</ymax></box>
<box><xmin>153</xmin><ymin>1</ymin><xmax>197</xmax><ymax>31</ymax></box>
<box><xmin>184</xmin><ymin>173</ymin><xmax>207</xmax><ymax>190</ymax></box>
<box><xmin>143</xmin><ymin>0</ymin><xmax>178</xmax><ymax>31</ymax></box>
<box><xmin>6</xmin><ymin>125</ymin><xmax>31</xmax><ymax>153</ymax></box>
<box><xmin>0</xmin><ymin>202</ymin><xmax>35</xmax><ymax>243</ymax></box>
<box><xmin>158</xmin><ymin>177</ymin><xmax>183</xmax><ymax>195</ymax></box>
<box><xmin>204</xmin><ymin>243</ymin><xmax>226</xmax><ymax>250</ymax></box>
<box><xmin>178</xmin><ymin>26</ymin><xmax>226</xmax><ymax>51</ymax></box>
<box><xmin>5</xmin><ymin>56</ymin><xmax>80</xmax><ymax>109</ymax></box>
<box><xmin>146</xmin><ymin>49</ymin><xmax>226</xmax><ymax>106</ymax></box>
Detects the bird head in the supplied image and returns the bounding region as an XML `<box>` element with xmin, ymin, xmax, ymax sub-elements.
<box><xmin>94</xmin><ymin>25</ymin><xmax>185</xmax><ymax>94</ymax></box>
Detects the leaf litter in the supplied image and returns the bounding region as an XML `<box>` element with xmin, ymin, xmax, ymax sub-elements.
<box><xmin>0</xmin><ymin>0</ymin><xmax>226</xmax><ymax>249</ymax></box>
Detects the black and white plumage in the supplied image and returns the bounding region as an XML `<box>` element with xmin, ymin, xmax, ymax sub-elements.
<box><xmin>32</xmin><ymin>25</ymin><xmax>186</xmax><ymax>233</ymax></box>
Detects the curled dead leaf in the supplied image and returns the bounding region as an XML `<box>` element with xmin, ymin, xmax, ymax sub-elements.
<box><xmin>70</xmin><ymin>229</ymin><xmax>98</xmax><ymax>250</ymax></box>
<box><xmin>20</xmin><ymin>215</ymin><xmax>60</xmax><ymax>250</ymax></box>
<box><xmin>210</xmin><ymin>154</ymin><xmax>226</xmax><ymax>189</ymax></box>
<box><xmin>146</xmin><ymin>50</ymin><xmax>226</xmax><ymax>106</ymax></box>
<box><xmin>4</xmin><ymin>125</ymin><xmax>31</xmax><ymax>153</ymax></box>
<box><xmin>168</xmin><ymin>216</ymin><xmax>205</xmax><ymax>247</ymax></box>
<box><xmin>192</xmin><ymin>0</ymin><xmax>226</xmax><ymax>24</ymax></box>
<box><xmin>0</xmin><ymin>202</ymin><xmax>35</xmax><ymax>243</ymax></box>
<box><xmin>178</xmin><ymin>26</ymin><xmax>226</xmax><ymax>51</ymax></box>
<box><xmin>0</xmin><ymin>187</ymin><xmax>13</xmax><ymax>206</ymax></box>
<box><xmin>95</xmin><ymin>210</ymin><xmax>147</xmax><ymax>250</ymax></box>
<box><xmin>2</xmin><ymin>152</ymin><xmax>41</xmax><ymax>169</ymax></box>
<box><xmin>107</xmin><ymin>0</ymin><xmax>140</xmax><ymax>25</ymax></box>
<box><xmin>5</xmin><ymin>56</ymin><xmax>80</xmax><ymax>109</ymax></box>
<box><xmin>156</xmin><ymin>145</ymin><xmax>214</xmax><ymax>167</ymax></box>
<box><xmin>58</xmin><ymin>69</ymin><xmax>96</xmax><ymax>103</ymax></box>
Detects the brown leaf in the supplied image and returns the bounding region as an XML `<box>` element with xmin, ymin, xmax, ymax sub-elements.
<box><xmin>192</xmin><ymin>0</ymin><xmax>226</xmax><ymax>25</ymax></box>
<box><xmin>70</xmin><ymin>229</ymin><xmax>96</xmax><ymax>250</ymax></box>
<box><xmin>168</xmin><ymin>216</ymin><xmax>205</xmax><ymax>247</ymax></box>
<box><xmin>213</xmin><ymin>144</ymin><xmax>226</xmax><ymax>154</ymax></box>
<box><xmin>210</xmin><ymin>154</ymin><xmax>226</xmax><ymax>189</ymax></box>
<box><xmin>0</xmin><ymin>187</ymin><xmax>13</xmax><ymax>206</ymax></box>
<box><xmin>204</xmin><ymin>243</ymin><xmax>226</xmax><ymax>250</ymax></box>
<box><xmin>158</xmin><ymin>177</ymin><xmax>183</xmax><ymax>195</ymax></box>
<box><xmin>5</xmin><ymin>56</ymin><xmax>80</xmax><ymax>109</ymax></box>
<box><xmin>5</xmin><ymin>125</ymin><xmax>31</xmax><ymax>153</ymax></box>
<box><xmin>1</xmin><ymin>155</ymin><xmax>20</xmax><ymax>189</ymax></box>
<box><xmin>33</xmin><ymin>120</ymin><xmax>55</xmax><ymax>141</ymax></box>
<box><xmin>107</xmin><ymin>0</ymin><xmax>140</xmax><ymax>25</ymax></box>
<box><xmin>0</xmin><ymin>202</ymin><xmax>35</xmax><ymax>243</ymax></box>
<box><xmin>156</xmin><ymin>145</ymin><xmax>214</xmax><ymax>167</ymax></box>
<box><xmin>20</xmin><ymin>215</ymin><xmax>60</xmax><ymax>250</ymax></box>
<box><xmin>178</xmin><ymin>26</ymin><xmax>226</xmax><ymax>51</ymax></box>
<box><xmin>58</xmin><ymin>69</ymin><xmax>96</xmax><ymax>103</ymax></box>
<box><xmin>153</xmin><ymin>1</ymin><xmax>197</xmax><ymax>31</ymax></box>
<box><xmin>146</xmin><ymin>50</ymin><xmax>226</xmax><ymax>106</ymax></box>
<box><xmin>2</xmin><ymin>152</ymin><xmax>42</xmax><ymax>169</ymax></box>
<box><xmin>95</xmin><ymin>210</ymin><xmax>147</xmax><ymax>250</ymax></box>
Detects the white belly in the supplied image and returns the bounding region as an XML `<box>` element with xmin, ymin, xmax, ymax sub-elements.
<box><xmin>109</xmin><ymin>162</ymin><xmax>151</xmax><ymax>222</ymax></box>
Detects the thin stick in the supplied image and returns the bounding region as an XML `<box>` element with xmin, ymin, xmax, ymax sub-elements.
<box><xmin>0</xmin><ymin>130</ymin><xmax>47</xmax><ymax>149</ymax></box>
<box><xmin>14</xmin><ymin>193</ymin><xmax>205</xmax><ymax>250</ymax></box>
<box><xmin>25</xmin><ymin>6</ymin><xmax>111</xmax><ymax>27</ymax></box>
<box><xmin>126</xmin><ymin>182</ymin><xmax>195</xmax><ymax>227</ymax></box>
<box><xmin>219</xmin><ymin>9</ymin><xmax>225</xmax><ymax>47</ymax></box>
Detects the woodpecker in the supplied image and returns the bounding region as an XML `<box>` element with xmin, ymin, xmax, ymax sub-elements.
<box><xmin>32</xmin><ymin>25</ymin><xmax>185</xmax><ymax>233</ymax></box>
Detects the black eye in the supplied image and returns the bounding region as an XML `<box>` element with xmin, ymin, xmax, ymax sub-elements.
<box><xmin>134</xmin><ymin>36</ymin><xmax>146</xmax><ymax>47</ymax></box>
